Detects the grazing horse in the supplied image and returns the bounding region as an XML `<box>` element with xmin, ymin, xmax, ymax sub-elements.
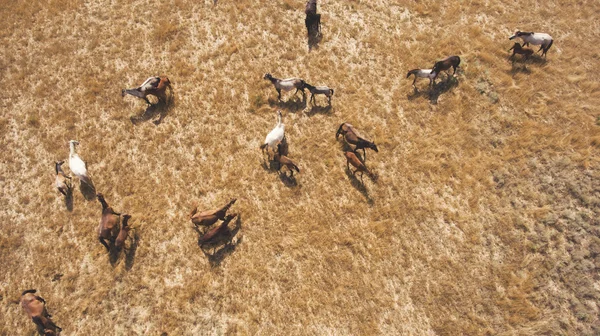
<box><xmin>406</xmin><ymin>69</ymin><xmax>435</xmax><ymax>88</ymax></box>
<box><xmin>336</xmin><ymin>123</ymin><xmax>379</xmax><ymax>158</ymax></box>
<box><xmin>54</xmin><ymin>161</ymin><xmax>72</xmax><ymax>196</ymax></box>
<box><xmin>430</xmin><ymin>56</ymin><xmax>461</xmax><ymax>85</ymax></box>
<box><xmin>97</xmin><ymin>193</ymin><xmax>121</xmax><ymax>251</ymax></box>
<box><xmin>509</xmin><ymin>31</ymin><xmax>553</xmax><ymax>57</ymax></box>
<box><xmin>508</xmin><ymin>43</ymin><xmax>534</xmax><ymax>62</ymax></box>
<box><xmin>304</xmin><ymin>83</ymin><xmax>334</xmax><ymax>106</ymax></box>
<box><xmin>199</xmin><ymin>213</ymin><xmax>238</xmax><ymax>246</ymax></box>
<box><xmin>190</xmin><ymin>198</ymin><xmax>237</xmax><ymax>227</ymax></box>
<box><xmin>20</xmin><ymin>290</ymin><xmax>62</xmax><ymax>336</ymax></box>
<box><xmin>263</xmin><ymin>73</ymin><xmax>306</xmax><ymax>101</ymax></box>
<box><xmin>122</xmin><ymin>76</ymin><xmax>172</xmax><ymax>105</ymax></box>
<box><xmin>260</xmin><ymin>111</ymin><xmax>285</xmax><ymax>158</ymax></box>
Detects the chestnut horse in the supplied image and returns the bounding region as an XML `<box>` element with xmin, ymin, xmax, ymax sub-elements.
<box><xmin>20</xmin><ymin>289</ymin><xmax>62</xmax><ymax>335</ymax></box>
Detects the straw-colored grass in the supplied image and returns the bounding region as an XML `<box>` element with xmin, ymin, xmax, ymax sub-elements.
<box><xmin>1</xmin><ymin>0</ymin><xmax>599</xmax><ymax>335</ymax></box>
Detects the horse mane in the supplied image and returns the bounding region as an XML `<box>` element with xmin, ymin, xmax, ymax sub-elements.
<box><xmin>22</xmin><ymin>289</ymin><xmax>37</xmax><ymax>296</ymax></box>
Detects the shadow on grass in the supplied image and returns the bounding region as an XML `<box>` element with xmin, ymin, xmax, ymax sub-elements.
<box><xmin>198</xmin><ymin>215</ymin><xmax>243</xmax><ymax>267</ymax></box>
<box><xmin>124</xmin><ymin>230</ymin><xmax>140</xmax><ymax>271</ymax></box>
<box><xmin>130</xmin><ymin>99</ymin><xmax>171</xmax><ymax>126</ymax></box>
<box><xmin>79</xmin><ymin>182</ymin><xmax>96</xmax><ymax>201</ymax></box>
<box><xmin>305</xmin><ymin>104</ymin><xmax>332</xmax><ymax>116</ymax></box>
<box><xmin>345</xmin><ymin>168</ymin><xmax>375</xmax><ymax>205</ymax></box>
<box><xmin>268</xmin><ymin>95</ymin><xmax>307</xmax><ymax>112</ymax></box>
<box><xmin>407</xmin><ymin>74</ymin><xmax>459</xmax><ymax>104</ymax></box>
<box><xmin>64</xmin><ymin>187</ymin><xmax>74</xmax><ymax>212</ymax></box>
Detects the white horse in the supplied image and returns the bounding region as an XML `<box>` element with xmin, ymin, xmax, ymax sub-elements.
<box><xmin>260</xmin><ymin>111</ymin><xmax>285</xmax><ymax>157</ymax></box>
<box><xmin>69</xmin><ymin>140</ymin><xmax>93</xmax><ymax>187</ymax></box>
<box><xmin>509</xmin><ymin>31</ymin><xmax>553</xmax><ymax>57</ymax></box>
<box><xmin>406</xmin><ymin>69</ymin><xmax>435</xmax><ymax>88</ymax></box>
<box><xmin>263</xmin><ymin>73</ymin><xmax>306</xmax><ymax>101</ymax></box>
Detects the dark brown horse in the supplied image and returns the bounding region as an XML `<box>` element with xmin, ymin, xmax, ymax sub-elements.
<box><xmin>305</xmin><ymin>0</ymin><xmax>321</xmax><ymax>39</ymax></box>
<box><xmin>20</xmin><ymin>290</ymin><xmax>62</xmax><ymax>335</ymax></box>
<box><xmin>97</xmin><ymin>193</ymin><xmax>121</xmax><ymax>251</ymax></box>
<box><xmin>122</xmin><ymin>76</ymin><xmax>172</xmax><ymax>105</ymax></box>
<box><xmin>430</xmin><ymin>56</ymin><xmax>461</xmax><ymax>85</ymax></box>
<box><xmin>199</xmin><ymin>213</ymin><xmax>238</xmax><ymax>246</ymax></box>
<box><xmin>344</xmin><ymin>151</ymin><xmax>374</xmax><ymax>179</ymax></box>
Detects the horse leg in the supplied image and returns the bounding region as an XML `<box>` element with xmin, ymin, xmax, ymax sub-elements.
<box><xmin>99</xmin><ymin>237</ymin><xmax>110</xmax><ymax>251</ymax></box>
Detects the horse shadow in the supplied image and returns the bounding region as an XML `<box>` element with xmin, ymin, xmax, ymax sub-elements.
<box><xmin>198</xmin><ymin>215</ymin><xmax>243</xmax><ymax>267</ymax></box>
<box><xmin>345</xmin><ymin>168</ymin><xmax>374</xmax><ymax>204</ymax></box>
<box><xmin>268</xmin><ymin>95</ymin><xmax>307</xmax><ymax>112</ymax></box>
<box><xmin>278</xmin><ymin>171</ymin><xmax>298</xmax><ymax>187</ymax></box>
<box><xmin>79</xmin><ymin>182</ymin><xmax>96</xmax><ymax>201</ymax></box>
<box><xmin>64</xmin><ymin>187</ymin><xmax>74</xmax><ymax>211</ymax></box>
<box><xmin>428</xmin><ymin>76</ymin><xmax>459</xmax><ymax>104</ymax></box>
<box><xmin>305</xmin><ymin>104</ymin><xmax>332</xmax><ymax>116</ymax></box>
<box><xmin>124</xmin><ymin>231</ymin><xmax>140</xmax><ymax>271</ymax></box>
<box><xmin>130</xmin><ymin>99</ymin><xmax>171</xmax><ymax>126</ymax></box>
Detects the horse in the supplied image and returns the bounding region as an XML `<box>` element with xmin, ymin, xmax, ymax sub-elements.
<box><xmin>263</xmin><ymin>73</ymin><xmax>306</xmax><ymax>101</ymax></box>
<box><xmin>509</xmin><ymin>31</ymin><xmax>553</xmax><ymax>57</ymax></box>
<box><xmin>115</xmin><ymin>214</ymin><xmax>132</xmax><ymax>250</ymax></box>
<box><xmin>274</xmin><ymin>144</ymin><xmax>300</xmax><ymax>177</ymax></box>
<box><xmin>304</xmin><ymin>83</ymin><xmax>334</xmax><ymax>106</ymax></box>
<box><xmin>260</xmin><ymin>111</ymin><xmax>285</xmax><ymax>158</ymax></box>
<box><xmin>430</xmin><ymin>56</ymin><xmax>461</xmax><ymax>85</ymax></box>
<box><xmin>68</xmin><ymin>140</ymin><xmax>93</xmax><ymax>188</ymax></box>
<box><xmin>344</xmin><ymin>151</ymin><xmax>374</xmax><ymax>180</ymax></box>
<box><xmin>190</xmin><ymin>199</ymin><xmax>237</xmax><ymax>227</ymax></box>
<box><xmin>336</xmin><ymin>123</ymin><xmax>378</xmax><ymax>159</ymax></box>
<box><xmin>20</xmin><ymin>289</ymin><xmax>62</xmax><ymax>336</ymax></box>
<box><xmin>54</xmin><ymin>161</ymin><xmax>72</xmax><ymax>196</ymax></box>
<box><xmin>406</xmin><ymin>69</ymin><xmax>435</xmax><ymax>88</ymax></box>
<box><xmin>122</xmin><ymin>76</ymin><xmax>172</xmax><ymax>105</ymax></box>
<box><xmin>96</xmin><ymin>193</ymin><xmax>121</xmax><ymax>251</ymax></box>
<box><xmin>508</xmin><ymin>43</ymin><xmax>534</xmax><ymax>62</ymax></box>
<box><xmin>199</xmin><ymin>213</ymin><xmax>238</xmax><ymax>246</ymax></box>
<box><xmin>305</xmin><ymin>0</ymin><xmax>321</xmax><ymax>38</ymax></box>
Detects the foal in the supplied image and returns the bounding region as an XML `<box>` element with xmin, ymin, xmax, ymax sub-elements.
<box><xmin>97</xmin><ymin>193</ymin><xmax>121</xmax><ymax>251</ymax></box>
<box><xmin>509</xmin><ymin>31</ymin><xmax>553</xmax><ymax>57</ymax></box>
<box><xmin>430</xmin><ymin>56</ymin><xmax>461</xmax><ymax>85</ymax></box>
<box><xmin>508</xmin><ymin>43</ymin><xmax>534</xmax><ymax>62</ymax></box>
<box><xmin>345</xmin><ymin>151</ymin><xmax>374</xmax><ymax>179</ymax></box>
<box><xmin>115</xmin><ymin>214</ymin><xmax>132</xmax><ymax>250</ymax></box>
<box><xmin>54</xmin><ymin>160</ymin><xmax>72</xmax><ymax>196</ymax></box>
<box><xmin>263</xmin><ymin>73</ymin><xmax>306</xmax><ymax>101</ymax></box>
<box><xmin>122</xmin><ymin>76</ymin><xmax>172</xmax><ymax>105</ymax></box>
<box><xmin>20</xmin><ymin>289</ymin><xmax>62</xmax><ymax>335</ymax></box>
<box><xmin>304</xmin><ymin>83</ymin><xmax>334</xmax><ymax>106</ymax></box>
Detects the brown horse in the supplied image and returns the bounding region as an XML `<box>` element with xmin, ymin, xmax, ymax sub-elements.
<box><xmin>20</xmin><ymin>290</ymin><xmax>62</xmax><ymax>335</ymax></box>
<box><xmin>97</xmin><ymin>193</ymin><xmax>121</xmax><ymax>251</ymax></box>
<box><xmin>190</xmin><ymin>199</ymin><xmax>237</xmax><ymax>227</ymax></box>
<box><xmin>199</xmin><ymin>213</ymin><xmax>238</xmax><ymax>245</ymax></box>
<box><xmin>122</xmin><ymin>76</ymin><xmax>172</xmax><ymax>105</ymax></box>
<box><xmin>430</xmin><ymin>56</ymin><xmax>461</xmax><ymax>85</ymax></box>
<box><xmin>345</xmin><ymin>151</ymin><xmax>374</xmax><ymax>179</ymax></box>
<box><xmin>336</xmin><ymin>123</ymin><xmax>379</xmax><ymax>158</ymax></box>
<box><xmin>274</xmin><ymin>144</ymin><xmax>300</xmax><ymax>176</ymax></box>
<box><xmin>508</xmin><ymin>42</ymin><xmax>534</xmax><ymax>62</ymax></box>
<box><xmin>115</xmin><ymin>214</ymin><xmax>132</xmax><ymax>250</ymax></box>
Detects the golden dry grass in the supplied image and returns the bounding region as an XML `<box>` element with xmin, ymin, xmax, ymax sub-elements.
<box><xmin>1</xmin><ymin>0</ymin><xmax>600</xmax><ymax>335</ymax></box>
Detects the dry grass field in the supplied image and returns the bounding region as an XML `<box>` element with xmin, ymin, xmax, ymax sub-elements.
<box><xmin>1</xmin><ymin>0</ymin><xmax>599</xmax><ymax>335</ymax></box>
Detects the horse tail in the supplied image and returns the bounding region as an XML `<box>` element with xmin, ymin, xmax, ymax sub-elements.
<box><xmin>330</xmin><ymin>88</ymin><xmax>334</xmax><ymax>96</ymax></box>
<box><xmin>455</xmin><ymin>56</ymin><xmax>461</xmax><ymax>68</ymax></box>
<box><xmin>260</xmin><ymin>143</ymin><xmax>268</xmax><ymax>150</ymax></box>
<box><xmin>291</xmin><ymin>162</ymin><xmax>300</xmax><ymax>173</ymax></box>
<box><xmin>545</xmin><ymin>39</ymin><xmax>553</xmax><ymax>52</ymax></box>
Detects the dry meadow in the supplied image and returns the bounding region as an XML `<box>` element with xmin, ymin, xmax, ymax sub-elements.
<box><xmin>1</xmin><ymin>0</ymin><xmax>600</xmax><ymax>335</ymax></box>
